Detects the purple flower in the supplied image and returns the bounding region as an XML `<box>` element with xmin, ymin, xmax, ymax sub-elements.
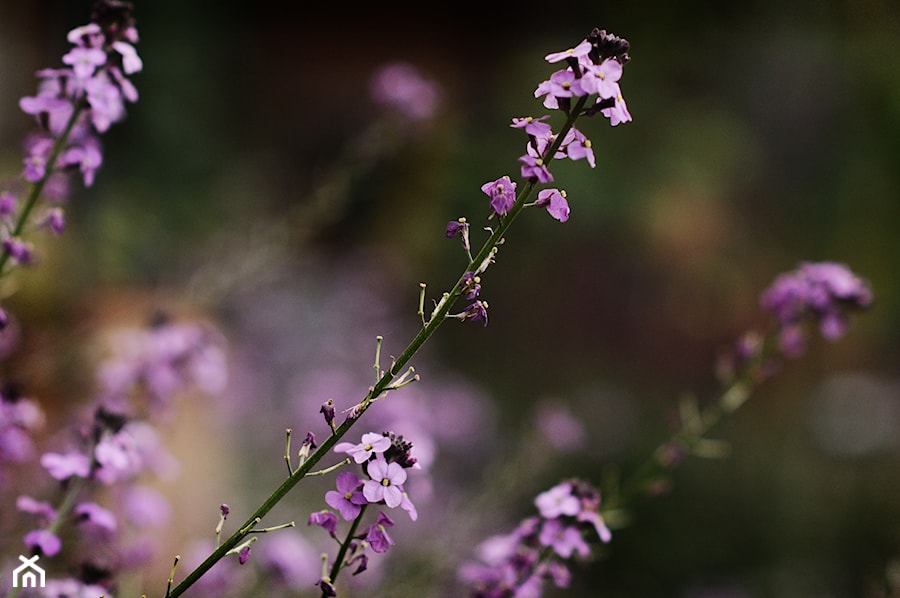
<box><xmin>547</xmin><ymin>69</ymin><xmax>586</xmax><ymax>99</ymax></box>
<box><xmin>0</xmin><ymin>191</ymin><xmax>17</xmax><ymax>216</ymax></box>
<box><xmin>535</xmin><ymin>188</ymin><xmax>570</xmax><ymax>222</ymax></box>
<box><xmin>325</xmin><ymin>471</ymin><xmax>367</xmax><ymax>521</ymax></box>
<box><xmin>600</xmin><ymin>92</ymin><xmax>632</xmax><ymax>126</ymax></box>
<box><xmin>40</xmin><ymin>450</ymin><xmax>91</xmax><ymax>480</ymax></box>
<box><xmin>511</xmin><ymin>115</ymin><xmax>553</xmax><ymax>138</ymax></box>
<box><xmin>481</xmin><ymin>176</ymin><xmax>517</xmax><ymax>217</ymax></box>
<box><xmin>17</xmin><ymin>495</ymin><xmax>57</xmax><ymax>522</ymax></box>
<box><xmin>2</xmin><ymin>238</ymin><xmax>33</xmax><ymax>265</ymax></box>
<box><xmin>538</xmin><ymin>518</ymin><xmax>590</xmax><ymax>559</ymax></box>
<box><xmin>62</xmin><ymin>46</ymin><xmax>107</xmax><ymax>79</ymax></box>
<box><xmin>238</xmin><ymin>545</ymin><xmax>252</xmax><ymax>565</ymax></box>
<box><xmin>445</xmin><ymin>218</ymin><xmax>471</xmax><ymax>253</ymax></box>
<box><xmin>24</xmin><ymin>529</ymin><xmax>62</xmax><ymax>556</ymax></box>
<box><xmin>335</xmin><ymin>432</ymin><xmax>391</xmax><ymax>464</ymax></box>
<box><xmin>518</xmin><ymin>154</ymin><xmax>553</xmax><ymax>183</ymax></box>
<box><xmin>459</xmin><ymin>300</ymin><xmax>489</xmax><ymax>326</ymax></box>
<box><xmin>320</xmin><ymin>399</ymin><xmax>336</xmax><ymax>431</ymax></box>
<box><xmin>562</xmin><ymin>127</ymin><xmax>595</xmax><ymax>168</ymax></box>
<box><xmin>308</xmin><ymin>509</ymin><xmax>339</xmax><ymax>537</ymax></box>
<box><xmin>535</xmin><ymin>482</ymin><xmax>580</xmax><ymax>519</ymax></box>
<box><xmin>365</xmin><ymin>511</ymin><xmax>396</xmax><ymax>553</ymax></box>
<box><xmin>363</xmin><ymin>456</ymin><xmax>407</xmax><ymax>508</ymax></box>
<box><xmin>760</xmin><ymin>261</ymin><xmax>872</xmax><ymax>357</ymax></box>
<box><xmin>370</xmin><ymin>62</ymin><xmax>440</xmax><ymax>121</ymax></box>
<box><xmin>580</xmin><ymin>58</ymin><xmax>623</xmax><ymax>99</ymax></box>
<box><xmin>544</xmin><ymin>40</ymin><xmax>593</xmax><ymax>64</ymax></box>
<box><xmin>75</xmin><ymin>502</ymin><xmax>117</xmax><ymax>532</ymax></box>
<box><xmin>462</xmin><ymin>271</ymin><xmax>482</xmax><ymax>300</ymax></box>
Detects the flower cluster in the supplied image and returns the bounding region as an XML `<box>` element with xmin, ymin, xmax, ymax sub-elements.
<box><xmin>443</xmin><ymin>29</ymin><xmax>632</xmax><ymax>330</ymax></box>
<box><xmin>460</xmin><ymin>479</ymin><xmax>611</xmax><ymax>597</ymax></box>
<box><xmin>309</xmin><ymin>431</ymin><xmax>419</xmax><ymax>595</ymax></box>
<box><xmin>0</xmin><ymin>0</ymin><xmax>141</xmax><ymax>284</ymax></box>
<box><xmin>517</xmin><ymin>28</ymin><xmax>632</xmax><ymax>188</ymax></box>
<box><xmin>760</xmin><ymin>261</ymin><xmax>873</xmax><ymax>358</ymax></box>
<box><xmin>14</xmin><ymin>317</ymin><xmax>224</xmax><ymax>597</ymax></box>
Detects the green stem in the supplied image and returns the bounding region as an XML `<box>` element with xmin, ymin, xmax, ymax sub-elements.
<box><xmin>0</xmin><ymin>99</ymin><xmax>85</xmax><ymax>276</ymax></box>
<box><xmin>327</xmin><ymin>504</ymin><xmax>368</xmax><ymax>592</ymax></box>
<box><xmin>166</xmin><ymin>94</ymin><xmax>591</xmax><ymax>598</ymax></box>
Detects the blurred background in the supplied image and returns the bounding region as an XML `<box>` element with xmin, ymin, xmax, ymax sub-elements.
<box><xmin>0</xmin><ymin>0</ymin><xmax>898</xmax><ymax>596</ymax></box>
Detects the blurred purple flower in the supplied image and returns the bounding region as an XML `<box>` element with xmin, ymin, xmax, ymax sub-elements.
<box><xmin>370</xmin><ymin>62</ymin><xmax>440</xmax><ymax>121</ymax></box>
<box><xmin>40</xmin><ymin>451</ymin><xmax>91</xmax><ymax>480</ymax></box>
<box><xmin>24</xmin><ymin>529</ymin><xmax>61</xmax><ymax>556</ymax></box>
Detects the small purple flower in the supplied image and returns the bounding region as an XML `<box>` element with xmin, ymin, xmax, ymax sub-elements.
<box><xmin>445</xmin><ymin>218</ymin><xmax>471</xmax><ymax>253</ymax></box>
<box><xmin>538</xmin><ymin>518</ymin><xmax>590</xmax><ymax>559</ymax></box>
<box><xmin>562</xmin><ymin>127</ymin><xmax>595</xmax><ymax>168</ymax></box>
<box><xmin>600</xmin><ymin>92</ymin><xmax>632</xmax><ymax>126</ymax></box>
<box><xmin>545</xmin><ymin>40</ymin><xmax>593</xmax><ymax>64</ymax></box>
<box><xmin>460</xmin><ymin>300</ymin><xmax>489</xmax><ymax>326</ymax></box>
<box><xmin>42</xmin><ymin>208</ymin><xmax>66</xmax><ymax>235</ymax></box>
<box><xmin>24</xmin><ymin>529</ymin><xmax>62</xmax><ymax>556</ymax></box>
<box><xmin>535</xmin><ymin>188</ymin><xmax>570</xmax><ymax>222</ymax></box>
<box><xmin>308</xmin><ymin>509</ymin><xmax>338</xmax><ymax>537</ymax></box>
<box><xmin>518</xmin><ymin>154</ymin><xmax>553</xmax><ymax>183</ymax></box>
<box><xmin>370</xmin><ymin>62</ymin><xmax>441</xmax><ymax>121</ymax></box>
<box><xmin>62</xmin><ymin>46</ymin><xmax>107</xmax><ymax>79</ymax></box>
<box><xmin>40</xmin><ymin>451</ymin><xmax>91</xmax><ymax>480</ymax></box>
<box><xmin>511</xmin><ymin>115</ymin><xmax>553</xmax><ymax>138</ymax></box>
<box><xmin>325</xmin><ymin>471</ymin><xmax>367</xmax><ymax>521</ymax></box>
<box><xmin>365</xmin><ymin>511</ymin><xmax>396</xmax><ymax>553</ymax></box>
<box><xmin>17</xmin><ymin>496</ymin><xmax>57</xmax><ymax>521</ymax></box>
<box><xmin>75</xmin><ymin>502</ymin><xmax>117</xmax><ymax>532</ymax></box>
<box><xmin>481</xmin><ymin>176</ymin><xmax>517</xmax><ymax>217</ymax></box>
<box><xmin>320</xmin><ymin>399</ymin><xmax>336</xmax><ymax>431</ymax></box>
<box><xmin>535</xmin><ymin>482</ymin><xmax>580</xmax><ymax>519</ymax></box>
<box><xmin>760</xmin><ymin>261</ymin><xmax>872</xmax><ymax>357</ymax></box>
<box><xmin>580</xmin><ymin>58</ymin><xmax>623</xmax><ymax>99</ymax></box>
<box><xmin>547</xmin><ymin>69</ymin><xmax>586</xmax><ymax>99</ymax></box>
<box><xmin>0</xmin><ymin>191</ymin><xmax>17</xmax><ymax>217</ymax></box>
<box><xmin>462</xmin><ymin>271</ymin><xmax>482</xmax><ymax>300</ymax></box>
<box><xmin>363</xmin><ymin>456</ymin><xmax>407</xmax><ymax>508</ymax></box>
<box><xmin>335</xmin><ymin>432</ymin><xmax>391</xmax><ymax>464</ymax></box>
<box><xmin>2</xmin><ymin>238</ymin><xmax>33</xmax><ymax>265</ymax></box>
<box><xmin>238</xmin><ymin>545</ymin><xmax>252</xmax><ymax>565</ymax></box>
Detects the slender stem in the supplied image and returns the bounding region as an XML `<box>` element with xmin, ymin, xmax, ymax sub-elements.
<box><xmin>327</xmin><ymin>504</ymin><xmax>368</xmax><ymax>590</ymax></box>
<box><xmin>0</xmin><ymin>99</ymin><xmax>85</xmax><ymax>275</ymax></box>
<box><xmin>166</xmin><ymin>94</ymin><xmax>591</xmax><ymax>598</ymax></box>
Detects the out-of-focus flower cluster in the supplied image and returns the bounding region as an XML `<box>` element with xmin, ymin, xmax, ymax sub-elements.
<box><xmin>0</xmin><ymin>0</ymin><xmax>141</xmax><ymax>287</ymax></box>
<box><xmin>460</xmin><ymin>479</ymin><xmax>611</xmax><ymax>597</ymax></box>
<box><xmin>10</xmin><ymin>316</ymin><xmax>226</xmax><ymax>595</ymax></box>
<box><xmin>760</xmin><ymin>261</ymin><xmax>873</xmax><ymax>358</ymax></box>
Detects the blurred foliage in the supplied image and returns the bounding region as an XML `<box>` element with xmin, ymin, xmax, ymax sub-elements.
<box><xmin>0</xmin><ymin>0</ymin><xmax>898</xmax><ymax>596</ymax></box>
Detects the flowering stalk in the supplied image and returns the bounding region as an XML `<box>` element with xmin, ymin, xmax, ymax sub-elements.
<box><xmin>168</xmin><ymin>29</ymin><xmax>632</xmax><ymax>597</ymax></box>
<box><xmin>462</xmin><ymin>262</ymin><xmax>872</xmax><ymax>596</ymax></box>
